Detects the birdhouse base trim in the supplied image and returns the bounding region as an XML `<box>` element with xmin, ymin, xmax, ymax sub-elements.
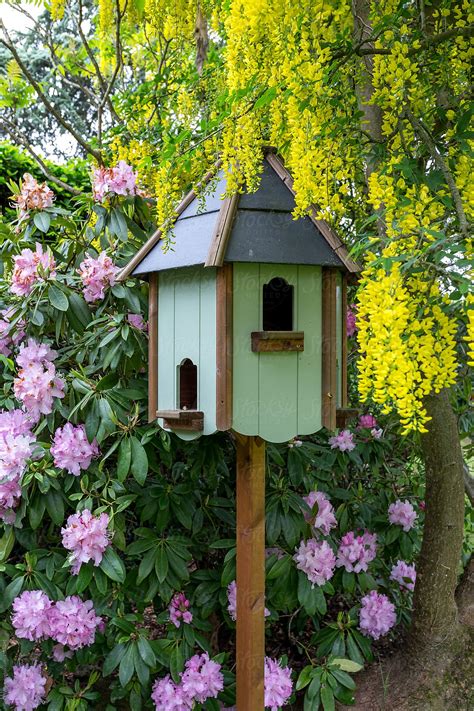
<box><xmin>251</xmin><ymin>331</ymin><xmax>304</xmax><ymax>352</ymax></box>
<box><xmin>336</xmin><ymin>408</ymin><xmax>359</xmax><ymax>429</ymax></box>
<box><xmin>156</xmin><ymin>409</ymin><xmax>205</xmax><ymax>431</ymax></box>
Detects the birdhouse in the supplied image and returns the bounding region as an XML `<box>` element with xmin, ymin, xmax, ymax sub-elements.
<box><xmin>119</xmin><ymin>150</ymin><xmax>359</xmax><ymax>442</ymax></box>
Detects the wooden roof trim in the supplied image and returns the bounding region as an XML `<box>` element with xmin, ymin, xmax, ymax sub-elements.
<box><xmin>204</xmin><ymin>192</ymin><xmax>240</xmax><ymax>267</ymax></box>
<box><xmin>264</xmin><ymin>152</ymin><xmax>360</xmax><ymax>273</ymax></box>
<box><xmin>117</xmin><ymin>163</ymin><xmax>221</xmax><ymax>281</ymax></box>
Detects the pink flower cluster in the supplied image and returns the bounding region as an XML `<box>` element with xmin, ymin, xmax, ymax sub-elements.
<box><xmin>3</xmin><ymin>663</ymin><xmax>46</xmax><ymax>711</ymax></box>
<box><xmin>227</xmin><ymin>580</ymin><xmax>270</xmax><ymax>621</ymax></box>
<box><xmin>359</xmin><ymin>590</ymin><xmax>396</xmax><ymax>640</ymax></box>
<box><xmin>388</xmin><ymin>500</ymin><xmax>417</xmax><ymax>531</ymax></box>
<box><xmin>127</xmin><ymin>313</ymin><xmax>147</xmax><ymax>331</ymax></box>
<box><xmin>61</xmin><ymin>509</ymin><xmax>110</xmax><ymax>574</ymax></box>
<box><xmin>328</xmin><ymin>429</ymin><xmax>356</xmax><ymax>452</ymax></box>
<box><xmin>51</xmin><ymin>423</ymin><xmax>99</xmax><ymax>476</ymax></box>
<box><xmin>78</xmin><ymin>252</ymin><xmax>118</xmax><ymax>303</ymax></box>
<box><xmin>11</xmin><ymin>590</ymin><xmax>102</xmax><ymax>651</ymax></box>
<box><xmin>13</xmin><ymin>173</ymin><xmax>54</xmax><ymax>217</ymax></box>
<box><xmin>346</xmin><ymin>304</ymin><xmax>357</xmax><ymax>337</ymax></box>
<box><xmin>303</xmin><ymin>490</ymin><xmax>337</xmax><ymax>536</ymax></box>
<box><xmin>336</xmin><ymin>531</ymin><xmax>377</xmax><ymax>573</ymax></box>
<box><xmin>358</xmin><ymin>414</ymin><xmax>383</xmax><ymax>439</ymax></box>
<box><xmin>92</xmin><ymin>161</ymin><xmax>138</xmax><ymax>202</ymax></box>
<box><xmin>0</xmin><ymin>409</ymin><xmax>35</xmax><ymax>523</ymax></box>
<box><xmin>151</xmin><ymin>653</ymin><xmax>223</xmax><ymax>710</ymax></box>
<box><xmin>0</xmin><ymin>308</ymin><xmax>25</xmax><ymax>357</ymax></box>
<box><xmin>10</xmin><ymin>243</ymin><xmax>56</xmax><ymax>297</ymax></box>
<box><xmin>390</xmin><ymin>560</ymin><xmax>416</xmax><ymax>591</ymax></box>
<box><xmin>169</xmin><ymin>592</ymin><xmax>193</xmax><ymax>628</ymax></box>
<box><xmin>13</xmin><ymin>339</ymin><xmax>65</xmax><ymax>420</ymax></box>
<box><xmin>294</xmin><ymin>539</ymin><xmax>335</xmax><ymax>587</ymax></box>
<box><xmin>264</xmin><ymin>657</ymin><xmax>293</xmax><ymax>711</ymax></box>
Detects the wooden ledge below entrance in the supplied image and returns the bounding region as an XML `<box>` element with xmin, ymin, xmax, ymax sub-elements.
<box><xmin>251</xmin><ymin>331</ymin><xmax>304</xmax><ymax>352</ymax></box>
<box><xmin>156</xmin><ymin>410</ymin><xmax>204</xmax><ymax>431</ymax></box>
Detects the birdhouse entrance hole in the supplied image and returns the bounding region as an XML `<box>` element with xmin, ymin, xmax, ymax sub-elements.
<box><xmin>178</xmin><ymin>359</ymin><xmax>198</xmax><ymax>410</ymax></box>
<box><xmin>262</xmin><ymin>277</ymin><xmax>293</xmax><ymax>331</ymax></box>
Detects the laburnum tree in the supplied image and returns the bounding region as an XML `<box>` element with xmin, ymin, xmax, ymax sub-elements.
<box><xmin>0</xmin><ymin>0</ymin><xmax>472</xmax><ymax>687</ymax></box>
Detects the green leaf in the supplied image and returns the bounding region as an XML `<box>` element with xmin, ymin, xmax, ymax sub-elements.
<box><xmin>0</xmin><ymin>576</ymin><xmax>25</xmax><ymax>612</ymax></box>
<box><xmin>0</xmin><ymin>527</ymin><xmax>15</xmax><ymax>562</ymax></box>
<box><xmin>254</xmin><ymin>86</ymin><xmax>277</xmax><ymax>109</ymax></box>
<box><xmin>103</xmin><ymin>643</ymin><xmax>126</xmax><ymax>676</ymax></box>
<box><xmin>48</xmin><ymin>285</ymin><xmax>69</xmax><ymax>311</ymax></box>
<box><xmin>100</xmin><ymin>547</ymin><xmax>126</xmax><ymax>583</ymax></box>
<box><xmin>33</xmin><ymin>211</ymin><xmax>51</xmax><ymax>232</ymax></box>
<box><xmin>117</xmin><ymin>437</ymin><xmax>132</xmax><ymax>482</ymax></box>
<box><xmin>67</xmin><ymin>292</ymin><xmax>92</xmax><ymax>333</ymax></box>
<box><xmin>119</xmin><ymin>644</ymin><xmax>135</xmax><ymax>687</ymax></box>
<box><xmin>45</xmin><ymin>489</ymin><xmax>64</xmax><ymax>525</ymax></box>
<box><xmin>76</xmin><ymin>563</ymin><xmax>94</xmax><ymax>594</ymax></box>
<box><xmin>155</xmin><ymin>547</ymin><xmax>169</xmax><ymax>583</ymax></box>
<box><xmin>130</xmin><ymin>436</ymin><xmax>148</xmax><ymax>485</ymax></box>
<box><xmin>137</xmin><ymin>637</ymin><xmax>155</xmax><ymax>667</ymax></box>
<box><xmin>331</xmin><ymin>668</ymin><xmax>356</xmax><ymax>690</ymax></box>
<box><xmin>296</xmin><ymin>665</ymin><xmax>314</xmax><ymax>691</ymax></box>
<box><xmin>321</xmin><ymin>684</ymin><xmax>335</xmax><ymax>711</ymax></box>
<box><xmin>110</xmin><ymin>208</ymin><xmax>129</xmax><ymax>241</ymax></box>
<box><xmin>332</xmin><ymin>658</ymin><xmax>363</xmax><ymax>673</ymax></box>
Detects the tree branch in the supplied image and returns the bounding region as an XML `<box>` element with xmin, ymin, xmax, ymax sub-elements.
<box><xmin>0</xmin><ymin>117</ymin><xmax>81</xmax><ymax>195</ymax></box>
<box><xmin>0</xmin><ymin>19</ymin><xmax>101</xmax><ymax>161</ymax></box>
<box><xmin>404</xmin><ymin>108</ymin><xmax>469</xmax><ymax>237</ymax></box>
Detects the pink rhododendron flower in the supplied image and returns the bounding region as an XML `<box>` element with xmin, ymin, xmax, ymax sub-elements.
<box><xmin>61</xmin><ymin>509</ymin><xmax>110</xmax><ymax>574</ymax></box>
<box><xmin>390</xmin><ymin>560</ymin><xmax>416</xmax><ymax>591</ymax></box>
<box><xmin>359</xmin><ymin>590</ymin><xmax>396</xmax><ymax>639</ymax></box>
<box><xmin>48</xmin><ymin>595</ymin><xmax>102</xmax><ymax>649</ymax></box>
<box><xmin>13</xmin><ymin>173</ymin><xmax>54</xmax><ymax>217</ymax></box>
<box><xmin>0</xmin><ymin>408</ymin><xmax>33</xmax><ymax>437</ymax></box>
<box><xmin>346</xmin><ymin>304</ymin><xmax>357</xmax><ymax>337</ymax></box>
<box><xmin>52</xmin><ymin>643</ymin><xmax>73</xmax><ymax>662</ymax></box>
<box><xmin>264</xmin><ymin>657</ymin><xmax>293</xmax><ymax>711</ymax></box>
<box><xmin>303</xmin><ymin>490</ymin><xmax>337</xmax><ymax>536</ymax></box>
<box><xmin>265</xmin><ymin>546</ymin><xmax>285</xmax><ymax>559</ymax></box>
<box><xmin>328</xmin><ymin>429</ymin><xmax>356</xmax><ymax>452</ymax></box>
<box><xmin>4</xmin><ymin>663</ymin><xmax>47</xmax><ymax>711</ymax></box>
<box><xmin>336</xmin><ymin>531</ymin><xmax>377</xmax><ymax>573</ymax></box>
<box><xmin>181</xmin><ymin>652</ymin><xmax>224</xmax><ymax>704</ymax></box>
<box><xmin>0</xmin><ymin>477</ymin><xmax>22</xmax><ymax>523</ymax></box>
<box><xmin>78</xmin><ymin>252</ymin><xmax>118</xmax><ymax>302</ymax></box>
<box><xmin>358</xmin><ymin>414</ymin><xmax>377</xmax><ymax>429</ymax></box>
<box><xmin>151</xmin><ymin>675</ymin><xmax>191</xmax><ymax>711</ymax></box>
<box><xmin>51</xmin><ymin>423</ymin><xmax>99</xmax><ymax>476</ymax></box>
<box><xmin>227</xmin><ymin>580</ymin><xmax>270</xmax><ymax>621</ymax></box>
<box><xmin>92</xmin><ymin>161</ymin><xmax>138</xmax><ymax>202</ymax></box>
<box><xmin>0</xmin><ymin>431</ymin><xmax>34</xmax><ymax>482</ymax></box>
<box><xmin>371</xmin><ymin>427</ymin><xmax>383</xmax><ymax>439</ymax></box>
<box><xmin>127</xmin><ymin>313</ymin><xmax>147</xmax><ymax>331</ymax></box>
<box><xmin>294</xmin><ymin>539</ymin><xmax>336</xmax><ymax>586</ymax></box>
<box><xmin>11</xmin><ymin>590</ymin><xmax>53</xmax><ymax>641</ymax></box>
<box><xmin>11</xmin><ymin>243</ymin><xmax>56</xmax><ymax>297</ymax></box>
<box><xmin>388</xmin><ymin>500</ymin><xmax>417</xmax><ymax>532</ymax></box>
<box><xmin>14</xmin><ymin>340</ymin><xmax>65</xmax><ymax>420</ymax></box>
<box><xmin>169</xmin><ymin>592</ymin><xmax>193</xmax><ymax>628</ymax></box>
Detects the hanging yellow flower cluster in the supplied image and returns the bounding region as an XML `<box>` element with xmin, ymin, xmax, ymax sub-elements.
<box><xmin>50</xmin><ymin>0</ymin><xmax>67</xmax><ymax>21</ymax></box>
<box><xmin>466</xmin><ymin>294</ymin><xmax>474</xmax><ymax>368</ymax></box>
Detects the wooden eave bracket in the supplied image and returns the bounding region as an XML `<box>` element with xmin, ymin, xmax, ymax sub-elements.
<box><xmin>251</xmin><ymin>330</ymin><xmax>304</xmax><ymax>352</ymax></box>
<box><xmin>156</xmin><ymin>409</ymin><xmax>204</xmax><ymax>432</ymax></box>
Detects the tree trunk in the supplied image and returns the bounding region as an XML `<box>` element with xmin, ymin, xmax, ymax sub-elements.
<box><xmin>408</xmin><ymin>389</ymin><xmax>465</xmax><ymax>654</ymax></box>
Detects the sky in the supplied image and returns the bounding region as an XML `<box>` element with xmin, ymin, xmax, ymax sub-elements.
<box><xmin>0</xmin><ymin>2</ymin><xmax>44</xmax><ymax>31</ymax></box>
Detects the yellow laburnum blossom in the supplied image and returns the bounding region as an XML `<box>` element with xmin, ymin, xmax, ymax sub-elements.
<box><xmin>51</xmin><ymin>0</ymin><xmax>67</xmax><ymax>20</ymax></box>
<box><xmin>466</xmin><ymin>294</ymin><xmax>474</xmax><ymax>367</ymax></box>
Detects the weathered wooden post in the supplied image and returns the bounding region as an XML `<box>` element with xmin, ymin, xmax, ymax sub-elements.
<box><xmin>118</xmin><ymin>148</ymin><xmax>358</xmax><ymax>708</ymax></box>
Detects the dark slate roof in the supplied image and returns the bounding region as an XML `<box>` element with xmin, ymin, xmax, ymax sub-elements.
<box><xmin>125</xmin><ymin>155</ymin><xmax>354</xmax><ymax>278</ymax></box>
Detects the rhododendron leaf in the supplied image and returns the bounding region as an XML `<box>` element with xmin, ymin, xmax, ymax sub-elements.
<box><xmin>331</xmin><ymin>658</ymin><xmax>363</xmax><ymax>673</ymax></box>
<box><xmin>0</xmin><ymin>576</ymin><xmax>24</xmax><ymax>613</ymax></box>
<box><xmin>267</xmin><ymin>554</ymin><xmax>291</xmax><ymax>581</ymax></box>
<box><xmin>307</xmin><ymin>672</ymin><xmax>322</xmax><ymax>699</ymax></box>
<box><xmin>130</xmin><ymin>436</ymin><xmax>148</xmax><ymax>485</ymax></box>
<box><xmin>170</xmin><ymin>643</ymin><xmax>185</xmax><ymax>682</ymax></box>
<box><xmin>346</xmin><ymin>633</ymin><xmax>365</xmax><ymax>666</ymax></box>
<box><xmin>154</xmin><ymin>546</ymin><xmax>169</xmax><ymax>583</ymax></box>
<box><xmin>48</xmin><ymin>285</ymin><xmax>69</xmax><ymax>312</ymax></box>
<box><xmin>45</xmin><ymin>489</ymin><xmax>64</xmax><ymax>525</ymax></box>
<box><xmin>0</xmin><ymin>527</ymin><xmax>15</xmax><ymax>563</ymax></box>
<box><xmin>137</xmin><ymin>637</ymin><xmax>155</xmax><ymax>668</ymax></box>
<box><xmin>29</xmin><ymin>494</ymin><xmax>46</xmax><ymax>530</ymax></box>
<box><xmin>66</xmin><ymin>292</ymin><xmax>91</xmax><ymax>332</ymax></box>
<box><xmin>117</xmin><ymin>437</ymin><xmax>132</xmax><ymax>482</ymax></box>
<box><xmin>103</xmin><ymin>643</ymin><xmax>126</xmax><ymax>677</ymax></box>
<box><xmin>100</xmin><ymin>547</ymin><xmax>126</xmax><ymax>583</ymax></box>
<box><xmin>321</xmin><ymin>684</ymin><xmax>335</xmax><ymax>711</ymax></box>
<box><xmin>296</xmin><ymin>665</ymin><xmax>313</xmax><ymax>691</ymax></box>
<box><xmin>76</xmin><ymin>563</ymin><xmax>93</xmax><ymax>594</ymax></box>
<box><xmin>33</xmin><ymin>211</ymin><xmax>51</xmax><ymax>233</ymax></box>
<box><xmin>118</xmin><ymin>644</ymin><xmax>135</xmax><ymax>687</ymax></box>
<box><xmin>132</xmin><ymin>643</ymin><xmax>149</xmax><ymax>685</ymax></box>
<box><xmin>331</xmin><ymin>668</ymin><xmax>356</xmax><ymax>690</ymax></box>
<box><xmin>109</xmin><ymin>208</ymin><xmax>129</xmax><ymax>241</ymax></box>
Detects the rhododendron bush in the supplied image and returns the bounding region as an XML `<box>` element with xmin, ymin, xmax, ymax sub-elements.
<box><xmin>0</xmin><ymin>172</ymin><xmax>465</xmax><ymax>711</ymax></box>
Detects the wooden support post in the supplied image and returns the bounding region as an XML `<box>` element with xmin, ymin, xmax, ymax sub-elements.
<box><xmin>148</xmin><ymin>274</ymin><xmax>158</xmax><ymax>423</ymax></box>
<box><xmin>235</xmin><ymin>434</ymin><xmax>266</xmax><ymax>710</ymax></box>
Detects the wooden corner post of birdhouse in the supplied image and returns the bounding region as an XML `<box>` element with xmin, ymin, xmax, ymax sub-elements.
<box><xmin>235</xmin><ymin>433</ymin><xmax>266</xmax><ymax>710</ymax></box>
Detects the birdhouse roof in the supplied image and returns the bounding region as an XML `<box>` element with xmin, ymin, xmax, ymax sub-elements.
<box><xmin>118</xmin><ymin>150</ymin><xmax>359</xmax><ymax>280</ymax></box>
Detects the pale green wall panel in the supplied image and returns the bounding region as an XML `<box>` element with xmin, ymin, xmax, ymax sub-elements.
<box><xmin>258</xmin><ymin>264</ymin><xmax>299</xmax><ymax>442</ymax></box>
<box><xmin>297</xmin><ymin>265</ymin><xmax>322</xmax><ymax>434</ymax></box>
<box><xmin>232</xmin><ymin>263</ymin><xmax>260</xmax><ymax>435</ymax></box>
<box><xmin>157</xmin><ymin>267</ymin><xmax>217</xmax><ymax>441</ymax></box>
<box><xmin>232</xmin><ymin>262</ymin><xmax>323</xmax><ymax>442</ymax></box>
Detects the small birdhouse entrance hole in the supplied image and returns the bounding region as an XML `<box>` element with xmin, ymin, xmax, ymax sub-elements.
<box><xmin>262</xmin><ymin>277</ymin><xmax>294</xmax><ymax>331</ymax></box>
<box><xmin>178</xmin><ymin>359</ymin><xmax>198</xmax><ymax>410</ymax></box>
